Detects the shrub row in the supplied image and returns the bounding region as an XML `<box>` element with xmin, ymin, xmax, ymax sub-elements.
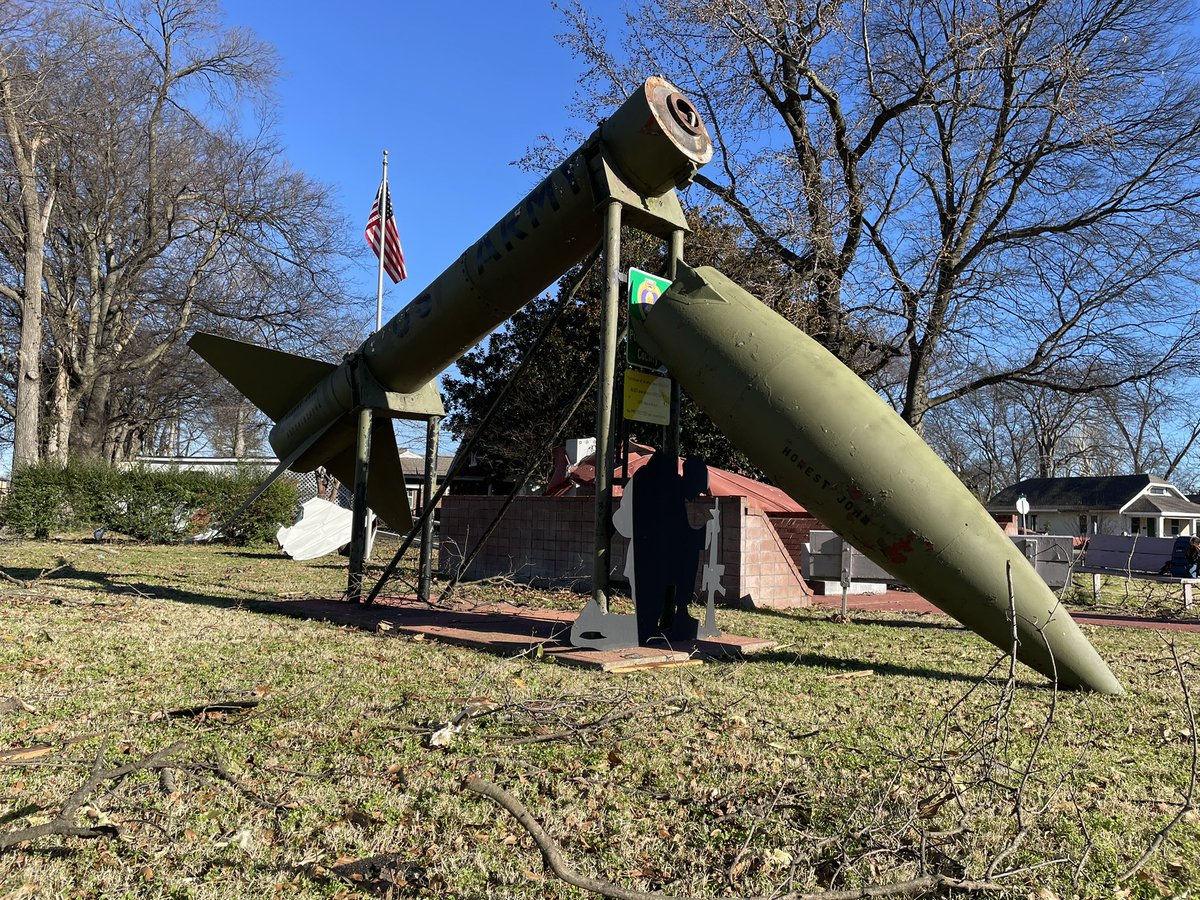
<box><xmin>1</xmin><ymin>461</ymin><xmax>297</xmax><ymax>544</ymax></box>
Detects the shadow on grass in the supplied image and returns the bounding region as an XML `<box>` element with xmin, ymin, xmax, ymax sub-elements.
<box><xmin>0</xmin><ymin>566</ymin><xmax>58</xmax><ymax>583</ymax></box>
<box><xmin>734</xmin><ymin>604</ymin><xmax>965</xmax><ymax>634</ymax></box>
<box><xmin>7</xmin><ymin>562</ymin><xmax>268</xmax><ymax>611</ymax></box>
<box><xmin>6</xmin><ymin>554</ymin><xmax>1022</xmax><ymax>687</ymax></box>
<box><xmin>703</xmin><ymin>649</ymin><xmax>991</xmax><ymax>685</ymax></box>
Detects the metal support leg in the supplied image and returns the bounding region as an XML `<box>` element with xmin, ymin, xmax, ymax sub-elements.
<box><xmin>346</xmin><ymin>406</ymin><xmax>374</xmax><ymax>603</ymax></box>
<box><xmin>665</xmin><ymin>228</ymin><xmax>684</xmax><ymax>460</ymax></box>
<box><xmin>592</xmin><ymin>200</ymin><xmax>622</xmax><ymax>614</ymax></box>
<box><xmin>419</xmin><ymin>415</ymin><xmax>441</xmax><ymax>603</ymax></box>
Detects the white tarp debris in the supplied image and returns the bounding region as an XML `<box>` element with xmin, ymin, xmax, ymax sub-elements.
<box><xmin>276</xmin><ymin>497</ymin><xmax>375</xmax><ymax>561</ymax></box>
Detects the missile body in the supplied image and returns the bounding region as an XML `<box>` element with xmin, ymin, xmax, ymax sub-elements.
<box><xmin>267</xmin><ymin>77</ymin><xmax>713</xmax><ymax>470</ymax></box>
<box><xmin>633</xmin><ymin>264</ymin><xmax>1122</xmax><ymax>693</ymax></box>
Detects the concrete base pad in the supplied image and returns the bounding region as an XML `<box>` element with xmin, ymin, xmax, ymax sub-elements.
<box><xmin>253</xmin><ymin>595</ymin><xmax>776</xmax><ymax>672</ymax></box>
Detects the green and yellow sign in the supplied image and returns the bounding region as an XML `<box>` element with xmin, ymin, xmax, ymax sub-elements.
<box><xmin>627</xmin><ymin>267</ymin><xmax>671</xmax><ymax>371</ymax></box>
<box><xmin>623</xmin><ymin>368</ymin><xmax>671</xmax><ymax>425</ymax></box>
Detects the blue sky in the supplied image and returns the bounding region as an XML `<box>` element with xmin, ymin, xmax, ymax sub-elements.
<box><xmin>225</xmin><ymin>1</ymin><xmax>618</xmax><ymax>328</ymax></box>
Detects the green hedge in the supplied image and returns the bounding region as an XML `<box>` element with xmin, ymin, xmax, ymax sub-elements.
<box><xmin>1</xmin><ymin>461</ymin><xmax>297</xmax><ymax>544</ymax></box>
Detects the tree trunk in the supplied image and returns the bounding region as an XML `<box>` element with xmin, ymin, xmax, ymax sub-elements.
<box><xmin>1</xmin><ymin>63</ymin><xmax>55</xmax><ymax>473</ymax></box>
<box><xmin>233</xmin><ymin>400</ymin><xmax>247</xmax><ymax>458</ymax></box>
<box><xmin>73</xmin><ymin>372</ymin><xmax>112</xmax><ymax>457</ymax></box>
<box><xmin>11</xmin><ymin>236</ymin><xmax>45</xmax><ymax>471</ymax></box>
<box><xmin>44</xmin><ymin>346</ymin><xmax>73</xmax><ymax>464</ymax></box>
<box><xmin>901</xmin><ymin>347</ymin><xmax>934</xmax><ymax>435</ymax></box>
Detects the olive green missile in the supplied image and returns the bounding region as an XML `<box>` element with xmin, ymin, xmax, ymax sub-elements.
<box><xmin>190</xmin><ymin>77</ymin><xmax>713</xmax><ymax>528</ymax></box>
<box><xmin>632</xmin><ymin>264</ymin><xmax>1122</xmax><ymax>694</ymax></box>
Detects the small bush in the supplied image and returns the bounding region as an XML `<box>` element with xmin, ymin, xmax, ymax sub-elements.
<box><xmin>2</xmin><ymin>463</ymin><xmax>71</xmax><ymax>539</ymax></box>
<box><xmin>2</xmin><ymin>461</ymin><xmax>298</xmax><ymax>545</ymax></box>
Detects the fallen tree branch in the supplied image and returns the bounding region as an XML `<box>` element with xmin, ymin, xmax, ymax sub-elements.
<box><xmin>464</xmin><ymin>776</ymin><xmax>1004</xmax><ymax>899</ymax></box>
<box><xmin>0</xmin><ymin>569</ymin><xmax>30</xmax><ymax>589</ymax></box>
<box><xmin>1119</xmin><ymin>641</ymin><xmax>1197</xmax><ymax>882</ymax></box>
<box><xmin>0</xmin><ymin>738</ymin><xmax>186</xmax><ymax>851</ymax></box>
<box><xmin>151</xmin><ymin>699</ymin><xmax>260</xmax><ymax>721</ymax></box>
<box><xmin>506</xmin><ymin>696</ymin><xmax>688</xmax><ymax>747</ymax></box>
<box><xmin>0</xmin><ymin>557</ymin><xmax>72</xmax><ymax>590</ymax></box>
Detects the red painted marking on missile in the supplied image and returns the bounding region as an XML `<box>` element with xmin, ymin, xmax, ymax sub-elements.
<box><xmin>886</xmin><ymin>535</ymin><xmax>914</xmax><ymax>563</ymax></box>
<box><xmin>640</xmin><ymin>115</ymin><xmax>661</xmax><ymax>135</ymax></box>
<box><xmin>847</xmin><ymin>485</ymin><xmax>863</xmax><ymax>501</ymax></box>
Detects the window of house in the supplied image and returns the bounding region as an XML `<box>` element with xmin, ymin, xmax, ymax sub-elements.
<box><xmin>1078</xmin><ymin>515</ymin><xmax>1088</xmax><ymax>535</ymax></box>
<box><xmin>1171</xmin><ymin>519</ymin><xmax>1182</xmax><ymax>536</ymax></box>
<box><xmin>1028</xmin><ymin>514</ymin><xmax>1037</xmax><ymax>532</ymax></box>
<box><xmin>1090</xmin><ymin>516</ymin><xmax>1099</xmax><ymax>533</ymax></box>
<box><xmin>1131</xmin><ymin>517</ymin><xmax>1141</xmax><ymax>535</ymax></box>
<box><xmin>1151</xmin><ymin>486</ymin><xmax>1169</xmax><ymax>495</ymax></box>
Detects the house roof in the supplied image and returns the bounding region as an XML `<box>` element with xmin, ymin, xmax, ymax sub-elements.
<box><xmin>988</xmin><ymin>474</ymin><xmax>1158</xmax><ymax>511</ymax></box>
<box><xmin>547</xmin><ymin>444</ymin><xmax>805</xmax><ymax>514</ymax></box>
<box><xmin>987</xmin><ymin>474</ymin><xmax>1200</xmax><ymax>517</ymax></box>
<box><xmin>1122</xmin><ymin>494</ymin><xmax>1200</xmax><ymax>516</ymax></box>
<box><xmin>399</xmin><ymin>455</ymin><xmax>454</xmax><ymax>479</ymax></box>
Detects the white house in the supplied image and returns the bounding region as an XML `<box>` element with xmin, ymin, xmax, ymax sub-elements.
<box><xmin>987</xmin><ymin>474</ymin><xmax>1200</xmax><ymax>538</ymax></box>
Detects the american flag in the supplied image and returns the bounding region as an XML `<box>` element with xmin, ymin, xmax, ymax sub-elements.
<box><xmin>365</xmin><ymin>181</ymin><xmax>407</xmax><ymax>283</ymax></box>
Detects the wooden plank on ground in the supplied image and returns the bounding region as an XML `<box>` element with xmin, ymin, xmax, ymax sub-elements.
<box><xmin>255</xmin><ymin>596</ymin><xmax>774</xmax><ymax>671</ymax></box>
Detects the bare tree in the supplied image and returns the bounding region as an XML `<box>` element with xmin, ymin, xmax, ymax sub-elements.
<box><xmin>555</xmin><ymin>0</ymin><xmax>1200</xmax><ymax>434</ymax></box>
<box><xmin>0</xmin><ymin>2</ymin><xmax>79</xmax><ymax>469</ymax></box>
<box><xmin>1099</xmin><ymin>376</ymin><xmax>1200</xmax><ymax>480</ymax></box>
<box><xmin>867</xmin><ymin>0</ymin><xmax>1200</xmax><ymax>428</ymax></box>
<box><xmin>923</xmin><ymin>382</ymin><xmax>1036</xmax><ymax>497</ymax></box>
<box><xmin>0</xmin><ymin>0</ymin><xmax>362</xmax><ymax>467</ymax></box>
<box><xmin>556</xmin><ymin>0</ymin><xmax>937</xmax><ymax>377</ymax></box>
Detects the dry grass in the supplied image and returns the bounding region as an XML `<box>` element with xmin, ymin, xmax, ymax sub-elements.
<box><xmin>0</xmin><ymin>535</ymin><xmax>1198</xmax><ymax>898</ymax></box>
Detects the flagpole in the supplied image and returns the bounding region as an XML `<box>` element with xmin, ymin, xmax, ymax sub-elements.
<box><xmin>349</xmin><ymin>150</ymin><xmax>390</xmax><ymax>599</ymax></box>
<box><xmin>376</xmin><ymin>150</ymin><xmax>388</xmax><ymax>333</ymax></box>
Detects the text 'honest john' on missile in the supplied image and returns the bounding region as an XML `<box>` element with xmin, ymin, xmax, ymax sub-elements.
<box><xmin>631</xmin><ymin>263</ymin><xmax>1122</xmax><ymax>694</ymax></box>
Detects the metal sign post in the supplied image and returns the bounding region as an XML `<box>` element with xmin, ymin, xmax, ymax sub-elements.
<box><xmin>839</xmin><ymin>540</ymin><xmax>853</xmax><ymax>620</ymax></box>
<box><xmin>665</xmin><ymin>229</ymin><xmax>684</xmax><ymax>459</ymax></box>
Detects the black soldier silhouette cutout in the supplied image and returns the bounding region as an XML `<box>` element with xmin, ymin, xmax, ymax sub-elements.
<box><xmin>617</xmin><ymin>451</ymin><xmax>709</xmax><ymax>643</ymax></box>
<box><xmin>571</xmin><ymin>450</ymin><xmax>718</xmax><ymax>650</ymax></box>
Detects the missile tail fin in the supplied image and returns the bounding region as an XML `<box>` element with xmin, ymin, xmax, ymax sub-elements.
<box><xmin>187</xmin><ymin>332</ymin><xmax>337</xmax><ymax>422</ymax></box>
<box><xmin>188</xmin><ymin>330</ymin><xmax>415</xmax><ymax>534</ymax></box>
<box><xmin>322</xmin><ymin>418</ymin><xmax>414</xmax><ymax>533</ymax></box>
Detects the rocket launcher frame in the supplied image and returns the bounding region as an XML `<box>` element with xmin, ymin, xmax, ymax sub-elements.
<box><xmin>189</xmin><ymin>77</ymin><xmax>715</xmax><ymax>530</ymax></box>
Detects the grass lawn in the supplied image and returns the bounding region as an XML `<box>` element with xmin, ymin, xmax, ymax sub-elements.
<box><xmin>1</xmin><ymin>535</ymin><xmax>1198</xmax><ymax>898</ymax></box>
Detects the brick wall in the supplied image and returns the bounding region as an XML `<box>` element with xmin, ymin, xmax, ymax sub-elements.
<box><xmin>766</xmin><ymin>512</ymin><xmax>823</xmax><ymax>571</ymax></box>
<box><xmin>440</xmin><ymin>494</ymin><xmax>815</xmax><ymax>610</ymax></box>
<box><xmin>439</xmin><ymin>496</ymin><xmax>597</xmax><ymax>589</ymax></box>
<box><xmin>736</xmin><ymin>508</ymin><xmax>813</xmax><ymax>609</ymax></box>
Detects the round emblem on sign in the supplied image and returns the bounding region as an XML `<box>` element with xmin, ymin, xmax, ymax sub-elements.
<box><xmin>637</xmin><ymin>281</ymin><xmax>662</xmax><ymax>306</ymax></box>
<box><xmin>632</xmin><ymin>280</ymin><xmax>662</xmax><ymax>322</ymax></box>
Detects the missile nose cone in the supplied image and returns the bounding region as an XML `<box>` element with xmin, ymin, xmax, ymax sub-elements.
<box><xmin>601</xmin><ymin>77</ymin><xmax>714</xmax><ymax>194</ymax></box>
